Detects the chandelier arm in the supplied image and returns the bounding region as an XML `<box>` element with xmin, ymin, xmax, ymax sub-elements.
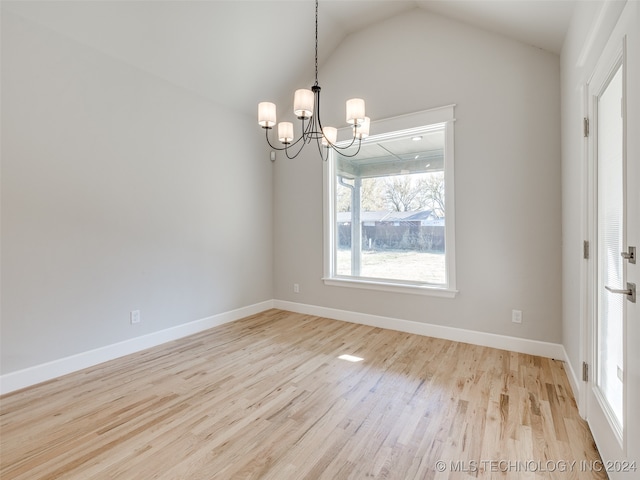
<box><xmin>303</xmin><ymin>116</ymin><xmax>315</xmax><ymax>143</ymax></box>
<box><xmin>314</xmin><ymin>87</ymin><xmax>323</xmax><ymax>130</ymax></box>
<box><xmin>284</xmin><ymin>138</ymin><xmax>308</xmax><ymax>159</ymax></box>
<box><xmin>314</xmin><ymin>86</ymin><xmax>360</xmax><ymax>153</ymax></box>
<box><xmin>283</xmin><ymin>124</ymin><xmax>313</xmax><ymax>158</ymax></box>
<box><xmin>283</xmin><ymin>112</ymin><xmax>325</xmax><ymax>159</ymax></box>
<box><xmin>321</xmin><ymin>130</ymin><xmax>359</xmax><ymax>152</ymax></box>
<box><xmin>328</xmin><ymin>135</ymin><xmax>358</xmax><ymax>150</ymax></box>
<box><xmin>332</xmin><ymin>138</ymin><xmax>363</xmax><ymax>157</ymax></box>
<box><xmin>264</xmin><ymin>127</ymin><xmax>307</xmax><ymax>152</ymax></box>
<box><xmin>314</xmin><ymin>135</ymin><xmax>325</xmax><ymax>160</ymax></box>
<box><xmin>312</xmin><ymin>85</ymin><xmax>329</xmax><ymax>148</ymax></box>
<box><xmin>264</xmin><ymin>128</ymin><xmax>289</xmax><ymax>151</ymax></box>
<box><xmin>288</xmin><ymin>134</ymin><xmax>308</xmax><ymax>150</ymax></box>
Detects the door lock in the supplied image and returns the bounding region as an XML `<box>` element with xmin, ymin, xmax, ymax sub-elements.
<box><xmin>621</xmin><ymin>246</ymin><xmax>636</xmax><ymax>264</ymax></box>
<box><xmin>605</xmin><ymin>282</ymin><xmax>636</xmax><ymax>303</ymax></box>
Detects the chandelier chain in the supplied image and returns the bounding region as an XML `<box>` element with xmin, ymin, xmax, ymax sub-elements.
<box><xmin>314</xmin><ymin>0</ymin><xmax>319</xmax><ymax>86</ymax></box>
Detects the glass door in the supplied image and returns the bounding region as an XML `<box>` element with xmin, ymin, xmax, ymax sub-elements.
<box><xmin>596</xmin><ymin>64</ymin><xmax>624</xmax><ymax>435</ymax></box>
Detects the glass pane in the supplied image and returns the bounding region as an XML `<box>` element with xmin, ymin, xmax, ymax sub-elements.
<box><xmin>597</xmin><ymin>65</ymin><xmax>624</xmax><ymax>427</ymax></box>
<box><xmin>336</xmin><ymin>177</ymin><xmax>353</xmax><ymax>276</ymax></box>
<box><xmin>334</xmin><ymin>126</ymin><xmax>446</xmax><ymax>285</ymax></box>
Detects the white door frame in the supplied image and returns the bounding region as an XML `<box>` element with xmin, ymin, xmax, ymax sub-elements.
<box><xmin>585</xmin><ymin>35</ymin><xmax>627</xmax><ymax>455</ymax></box>
<box><xmin>581</xmin><ymin>1</ymin><xmax>639</xmax><ymax>473</ymax></box>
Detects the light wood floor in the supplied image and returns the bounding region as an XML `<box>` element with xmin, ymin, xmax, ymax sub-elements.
<box><xmin>1</xmin><ymin>309</ymin><xmax>605</xmax><ymax>479</ymax></box>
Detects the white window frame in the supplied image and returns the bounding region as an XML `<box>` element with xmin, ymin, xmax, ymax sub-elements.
<box><xmin>323</xmin><ymin>105</ymin><xmax>457</xmax><ymax>297</ymax></box>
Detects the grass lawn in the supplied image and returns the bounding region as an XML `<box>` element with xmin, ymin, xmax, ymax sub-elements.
<box><xmin>336</xmin><ymin>249</ymin><xmax>445</xmax><ymax>284</ymax></box>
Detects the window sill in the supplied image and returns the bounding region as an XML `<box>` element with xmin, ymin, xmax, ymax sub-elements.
<box><xmin>322</xmin><ymin>277</ymin><xmax>458</xmax><ymax>298</ymax></box>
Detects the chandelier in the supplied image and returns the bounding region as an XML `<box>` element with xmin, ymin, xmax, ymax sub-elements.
<box><xmin>257</xmin><ymin>0</ymin><xmax>370</xmax><ymax>160</ymax></box>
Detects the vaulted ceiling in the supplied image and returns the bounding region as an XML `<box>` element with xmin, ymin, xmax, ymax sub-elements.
<box><xmin>3</xmin><ymin>1</ymin><xmax>576</xmax><ymax>116</ymax></box>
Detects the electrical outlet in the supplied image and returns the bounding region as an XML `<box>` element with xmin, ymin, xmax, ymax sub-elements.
<box><xmin>293</xmin><ymin>283</ymin><xmax>300</xmax><ymax>293</ymax></box>
<box><xmin>512</xmin><ymin>309</ymin><xmax>522</xmax><ymax>324</ymax></box>
<box><xmin>130</xmin><ymin>310</ymin><xmax>141</xmax><ymax>325</ymax></box>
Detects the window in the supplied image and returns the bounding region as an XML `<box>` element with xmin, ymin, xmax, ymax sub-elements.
<box><xmin>323</xmin><ymin>106</ymin><xmax>456</xmax><ymax>297</ymax></box>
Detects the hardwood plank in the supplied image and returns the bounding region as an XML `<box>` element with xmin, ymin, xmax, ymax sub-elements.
<box><xmin>0</xmin><ymin>309</ymin><xmax>606</xmax><ymax>479</ymax></box>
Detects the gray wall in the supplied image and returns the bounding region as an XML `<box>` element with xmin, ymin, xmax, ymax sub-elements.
<box><xmin>274</xmin><ymin>9</ymin><xmax>563</xmax><ymax>343</ymax></box>
<box><xmin>1</xmin><ymin>11</ymin><xmax>274</xmax><ymax>374</ymax></box>
<box><xmin>2</xmin><ymin>5</ymin><xmax>567</xmax><ymax>377</ymax></box>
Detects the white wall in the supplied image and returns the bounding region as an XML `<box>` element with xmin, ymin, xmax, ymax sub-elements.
<box><xmin>274</xmin><ymin>9</ymin><xmax>563</xmax><ymax>343</ymax></box>
<box><xmin>1</xmin><ymin>11</ymin><xmax>273</xmax><ymax>374</ymax></box>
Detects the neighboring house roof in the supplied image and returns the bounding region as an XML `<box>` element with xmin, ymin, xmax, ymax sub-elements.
<box><xmin>337</xmin><ymin>210</ymin><xmax>443</xmax><ymax>225</ymax></box>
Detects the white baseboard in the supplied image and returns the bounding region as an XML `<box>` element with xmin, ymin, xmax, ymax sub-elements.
<box><xmin>561</xmin><ymin>346</ymin><xmax>585</xmax><ymax>417</ymax></box>
<box><xmin>1</xmin><ymin>299</ymin><xmax>568</xmax><ymax>397</ymax></box>
<box><xmin>274</xmin><ymin>300</ymin><xmax>566</xmax><ymax>360</ymax></box>
<box><xmin>0</xmin><ymin>300</ymin><xmax>275</xmax><ymax>395</ymax></box>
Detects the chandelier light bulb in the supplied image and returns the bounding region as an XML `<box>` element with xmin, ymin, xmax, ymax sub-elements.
<box><xmin>346</xmin><ymin>98</ymin><xmax>365</xmax><ymax>125</ymax></box>
<box><xmin>354</xmin><ymin>117</ymin><xmax>370</xmax><ymax>139</ymax></box>
<box><xmin>258</xmin><ymin>102</ymin><xmax>277</xmax><ymax>128</ymax></box>
<box><xmin>278</xmin><ymin>122</ymin><xmax>294</xmax><ymax>144</ymax></box>
<box><xmin>294</xmin><ymin>89</ymin><xmax>314</xmax><ymax>119</ymax></box>
<box><xmin>322</xmin><ymin>127</ymin><xmax>338</xmax><ymax>146</ymax></box>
